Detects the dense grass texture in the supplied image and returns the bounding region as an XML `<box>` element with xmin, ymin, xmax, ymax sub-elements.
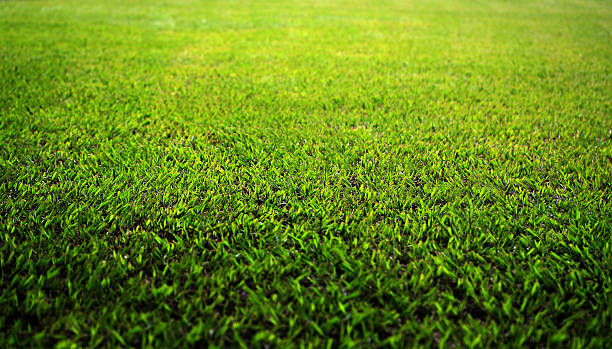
<box><xmin>1</xmin><ymin>0</ymin><xmax>611</xmax><ymax>347</ymax></box>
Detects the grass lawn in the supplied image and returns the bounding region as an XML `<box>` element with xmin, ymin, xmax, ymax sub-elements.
<box><xmin>1</xmin><ymin>0</ymin><xmax>611</xmax><ymax>347</ymax></box>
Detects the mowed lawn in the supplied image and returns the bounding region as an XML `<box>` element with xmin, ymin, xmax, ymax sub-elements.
<box><xmin>1</xmin><ymin>0</ymin><xmax>611</xmax><ymax>347</ymax></box>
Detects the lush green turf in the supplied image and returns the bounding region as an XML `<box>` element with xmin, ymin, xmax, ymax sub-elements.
<box><xmin>1</xmin><ymin>0</ymin><xmax>611</xmax><ymax>347</ymax></box>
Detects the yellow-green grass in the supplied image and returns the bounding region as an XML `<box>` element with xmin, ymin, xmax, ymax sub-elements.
<box><xmin>1</xmin><ymin>0</ymin><xmax>611</xmax><ymax>347</ymax></box>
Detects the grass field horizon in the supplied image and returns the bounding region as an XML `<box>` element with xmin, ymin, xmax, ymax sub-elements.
<box><xmin>1</xmin><ymin>0</ymin><xmax>611</xmax><ymax>347</ymax></box>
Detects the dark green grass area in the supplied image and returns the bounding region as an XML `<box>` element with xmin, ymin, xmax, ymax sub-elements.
<box><xmin>1</xmin><ymin>0</ymin><xmax>611</xmax><ymax>347</ymax></box>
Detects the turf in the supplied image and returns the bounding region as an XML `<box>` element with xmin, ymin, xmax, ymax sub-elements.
<box><xmin>1</xmin><ymin>0</ymin><xmax>611</xmax><ymax>347</ymax></box>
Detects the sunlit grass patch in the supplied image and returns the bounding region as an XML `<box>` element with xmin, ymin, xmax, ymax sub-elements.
<box><xmin>1</xmin><ymin>0</ymin><xmax>611</xmax><ymax>347</ymax></box>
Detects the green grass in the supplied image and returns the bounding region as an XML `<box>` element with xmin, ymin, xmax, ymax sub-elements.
<box><xmin>1</xmin><ymin>0</ymin><xmax>611</xmax><ymax>347</ymax></box>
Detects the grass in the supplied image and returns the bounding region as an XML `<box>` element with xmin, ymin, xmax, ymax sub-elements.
<box><xmin>1</xmin><ymin>0</ymin><xmax>611</xmax><ymax>347</ymax></box>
